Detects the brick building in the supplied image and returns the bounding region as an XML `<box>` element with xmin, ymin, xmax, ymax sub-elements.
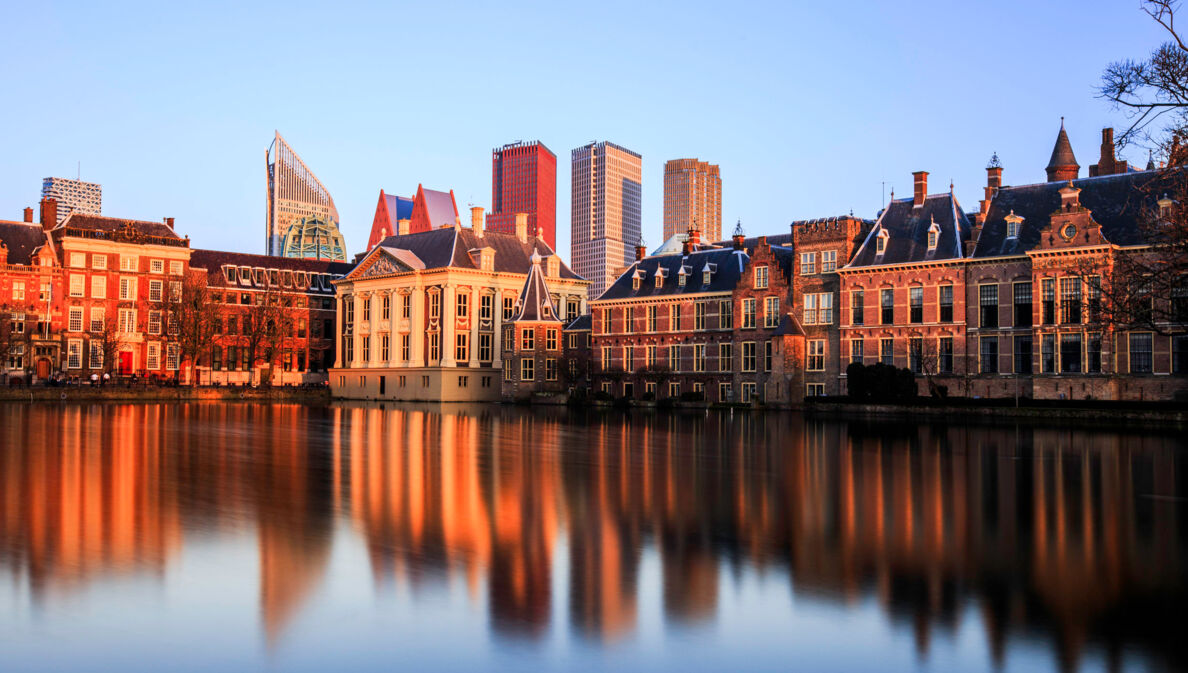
<box><xmin>0</xmin><ymin>205</ymin><xmax>63</xmax><ymax>381</ymax></box>
<box><xmin>502</xmin><ymin>251</ymin><xmax>569</xmax><ymax>400</ymax></box>
<box><xmin>791</xmin><ymin>215</ymin><xmax>873</xmax><ymax>396</ymax></box>
<box><xmin>188</xmin><ymin>250</ymin><xmax>351</xmax><ymax>385</ymax></box>
<box><xmin>589</xmin><ymin>228</ymin><xmax>805</xmax><ymax>404</ymax></box>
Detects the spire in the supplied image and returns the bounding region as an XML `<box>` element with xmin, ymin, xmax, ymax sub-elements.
<box><xmin>1147</xmin><ymin>149</ymin><xmax>1156</xmax><ymax>172</ymax></box>
<box><xmin>1046</xmin><ymin>117</ymin><xmax>1080</xmax><ymax>182</ymax></box>
<box><xmin>511</xmin><ymin>252</ymin><xmax>560</xmax><ymax>323</ymax></box>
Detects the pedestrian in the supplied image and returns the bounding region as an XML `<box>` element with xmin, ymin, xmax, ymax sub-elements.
<box><xmin>102</xmin><ymin>372</ymin><xmax>110</xmax><ymax>387</ymax></box>
<box><xmin>90</xmin><ymin>372</ymin><xmax>98</xmax><ymax>387</ymax></box>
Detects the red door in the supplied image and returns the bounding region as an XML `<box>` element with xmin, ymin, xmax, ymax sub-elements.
<box><xmin>35</xmin><ymin>358</ymin><xmax>50</xmax><ymax>380</ymax></box>
<box><xmin>119</xmin><ymin>352</ymin><xmax>133</xmax><ymax>376</ymax></box>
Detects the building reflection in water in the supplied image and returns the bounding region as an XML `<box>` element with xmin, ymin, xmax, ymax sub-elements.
<box><xmin>0</xmin><ymin>403</ymin><xmax>1184</xmax><ymax>671</ymax></box>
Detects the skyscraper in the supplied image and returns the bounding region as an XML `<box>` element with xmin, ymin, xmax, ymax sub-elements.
<box><xmin>571</xmin><ymin>141</ymin><xmax>642</xmax><ymax>300</ymax></box>
<box><xmin>663</xmin><ymin>159</ymin><xmax>721</xmax><ymax>242</ymax></box>
<box><xmin>40</xmin><ymin>177</ymin><xmax>101</xmax><ymax>226</ymax></box>
<box><xmin>266</xmin><ymin>131</ymin><xmax>346</xmax><ymax>260</ymax></box>
<box><xmin>488</xmin><ymin>141</ymin><xmax>557</xmax><ymax>249</ymax></box>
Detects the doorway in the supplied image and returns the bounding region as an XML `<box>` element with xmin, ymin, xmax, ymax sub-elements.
<box><xmin>119</xmin><ymin>351</ymin><xmax>133</xmax><ymax>376</ymax></box>
<box><xmin>35</xmin><ymin>358</ymin><xmax>51</xmax><ymax>380</ymax></box>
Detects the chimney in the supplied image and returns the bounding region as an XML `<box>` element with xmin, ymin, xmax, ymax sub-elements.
<box><xmin>912</xmin><ymin>171</ymin><xmax>928</xmax><ymax>208</ymax></box>
<box><xmin>635</xmin><ymin>241</ymin><xmax>647</xmax><ymax>261</ymax></box>
<box><xmin>1090</xmin><ymin>127</ymin><xmax>1125</xmax><ymax>176</ymax></box>
<box><xmin>979</xmin><ymin>155</ymin><xmax>1003</xmax><ymax>222</ymax></box>
<box><xmin>682</xmin><ymin>239</ymin><xmax>692</xmax><ymax>255</ymax></box>
<box><xmin>470</xmin><ymin>206</ymin><xmax>484</xmax><ymax>236</ymax></box>
<box><xmin>732</xmin><ymin>231</ymin><xmax>745</xmax><ymax>250</ymax></box>
<box><xmin>515</xmin><ymin>212</ymin><xmax>528</xmax><ymax>243</ymax></box>
<box><xmin>39</xmin><ymin>198</ymin><xmax>57</xmax><ymax>232</ymax></box>
<box><xmin>397</xmin><ymin>218</ymin><xmax>410</xmax><ymax>236</ymax></box>
<box><xmin>22</xmin><ymin>207</ymin><xmax>33</xmax><ymax>223</ymax></box>
<box><xmin>164</xmin><ymin>217</ymin><xmax>175</xmax><ymax>230</ymax></box>
<box><xmin>0</xmin><ymin>243</ymin><xmax>8</xmax><ymax>265</ymax></box>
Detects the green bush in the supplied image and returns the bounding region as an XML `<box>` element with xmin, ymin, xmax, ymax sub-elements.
<box><xmin>845</xmin><ymin>362</ymin><xmax>918</xmax><ymax>402</ymax></box>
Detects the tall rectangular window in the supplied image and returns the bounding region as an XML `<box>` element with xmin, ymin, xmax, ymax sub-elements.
<box><xmin>1014</xmin><ymin>335</ymin><xmax>1033</xmax><ymax>374</ymax></box>
<box><xmin>68</xmin><ymin>307</ymin><xmax>83</xmax><ymax>332</ymax></box>
<box><xmin>670</xmin><ymin>304</ymin><xmax>682</xmax><ymax>331</ymax></box>
<box><xmin>1129</xmin><ymin>333</ymin><xmax>1153</xmax><ymax>373</ymax></box>
<box><xmin>456</xmin><ymin>293</ymin><xmax>468</xmax><ymax>319</ymax></box>
<box><xmin>880</xmin><ymin>289</ymin><xmax>894</xmax><ymax>325</ymax></box>
<box><xmin>546</xmin><ymin>328</ymin><xmax>558</xmax><ymax>351</ymax></box>
<box><xmin>382</xmin><ymin>295</ymin><xmax>391</xmax><ymax>321</ymax></box>
<box><xmin>880</xmin><ymin>338</ymin><xmax>894</xmax><ymax>366</ymax></box>
<box><xmin>668</xmin><ymin>344</ymin><xmax>680</xmax><ymax>372</ymax></box>
<box><xmin>1060</xmin><ymin>277</ymin><xmax>1082</xmax><ymax>324</ymax></box>
<box><xmin>718</xmin><ymin>343</ymin><xmax>732</xmax><ymax>372</ymax></box>
<box><xmin>67</xmin><ymin>340</ymin><xmax>83</xmax><ymax>369</ymax></box>
<box><xmin>742</xmin><ymin>299</ymin><xmax>756</xmax><ymax>329</ymax></box>
<box><xmin>91</xmin><ymin>276</ymin><xmax>106</xmax><ymax>299</ymax></box>
<box><xmin>1088</xmin><ymin>333</ymin><xmax>1102</xmax><ymax>373</ymax></box>
<box><xmin>1060</xmin><ymin>333</ymin><xmax>1082</xmax><ymax>373</ymax></box>
<box><xmin>851</xmin><ymin>290</ymin><xmax>865</xmax><ymax>325</ymax></box>
<box><xmin>1042</xmin><ymin>334</ymin><xmax>1056</xmax><ymax>373</ymax></box>
<box><xmin>850</xmin><ymin>339</ymin><xmax>864</xmax><ymax>365</ymax></box>
<box><xmin>625</xmin><ymin>345</ymin><xmax>635</xmax><ymax>372</ymax></box>
<box><xmin>804</xmin><ymin>294</ymin><xmax>818</xmax><ymax>325</ymax></box>
<box><xmin>503</xmin><ymin>296</ymin><xmax>514</xmax><ymax>320</ymax></box>
<box><xmin>480</xmin><ymin>294</ymin><xmax>493</xmax><ymax>321</ymax></box>
<box><xmin>764</xmin><ymin>340</ymin><xmax>773</xmax><ymax>372</ymax></box>
<box><xmin>455</xmin><ymin>333</ymin><xmax>469</xmax><ymax>362</ymax></box>
<box><xmin>381</xmin><ymin>334</ymin><xmax>391</xmax><ymax>361</ymax></box>
<box><xmin>69</xmin><ymin>274</ymin><xmax>84</xmax><ymax>298</ymax></box>
<box><xmin>1042</xmin><ymin>279</ymin><xmax>1056</xmax><ymax>324</ymax></box>
<box><xmin>478</xmin><ymin>333</ymin><xmax>492</xmax><ymax>362</ymax></box>
<box><xmin>403</xmin><ymin>294</ymin><xmax>412</xmax><ymax>318</ymax></box>
<box><xmin>1087</xmin><ymin>276</ymin><xmax>1103</xmax><ymax>323</ymax></box>
<box><xmin>807</xmin><ymin>340</ymin><xmax>824</xmax><ymax>371</ymax></box>
<box><xmin>980</xmin><ymin>336</ymin><xmax>999</xmax><ymax>373</ymax></box>
<box><xmin>939</xmin><ymin>285</ymin><xmax>953</xmax><ymax>323</ymax></box>
<box><xmin>720</xmin><ymin>300</ymin><xmax>734</xmax><ymax>329</ymax></box>
<box><xmin>521</xmin><ymin>327</ymin><xmax>535</xmax><ymax>351</ymax></box>
<box><xmin>754</xmin><ymin>265</ymin><xmax>768</xmax><ymax>289</ymax></box>
<box><xmin>800</xmin><ymin>252</ymin><xmax>816</xmax><ymax>275</ymax></box>
<box><xmin>647</xmin><ymin>305</ymin><xmax>658</xmax><ymax>332</ymax></box>
<box><xmin>764</xmin><ymin>297</ymin><xmax>780</xmax><ymax>328</ymax></box>
<box><xmin>694</xmin><ymin>344</ymin><xmax>706</xmax><ymax>372</ymax></box>
<box><xmin>979</xmin><ymin>284</ymin><xmax>999</xmax><ymax>328</ymax></box>
<box><xmin>742</xmin><ymin>342</ymin><xmax>756</xmax><ymax>372</ymax></box>
<box><xmin>1013</xmin><ymin>282</ymin><xmax>1032</xmax><ymax>327</ymax></box>
<box><xmin>938</xmin><ymin>337</ymin><xmax>953</xmax><ymax>373</ymax></box>
<box><xmin>402</xmin><ymin>334</ymin><xmax>411</xmax><ymax>361</ymax></box>
<box><xmin>909</xmin><ymin>337</ymin><xmax>922</xmax><ymax>373</ymax></box>
<box><xmin>695</xmin><ymin>302</ymin><xmax>706</xmax><ymax>330</ymax></box>
<box><xmin>909</xmin><ymin>287</ymin><xmax>923</xmax><ymax>324</ymax></box>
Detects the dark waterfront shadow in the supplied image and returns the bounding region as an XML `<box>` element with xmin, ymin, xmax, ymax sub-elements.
<box><xmin>0</xmin><ymin>402</ymin><xmax>1185</xmax><ymax>671</ymax></box>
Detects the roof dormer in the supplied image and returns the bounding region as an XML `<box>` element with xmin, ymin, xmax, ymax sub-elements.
<box><xmin>875</xmin><ymin>229</ymin><xmax>889</xmax><ymax>255</ymax></box>
<box><xmin>702</xmin><ymin>262</ymin><xmax>717</xmax><ymax>285</ymax></box>
<box><xmin>654</xmin><ymin>267</ymin><xmax>668</xmax><ymax>287</ymax></box>
<box><xmin>1005</xmin><ymin>210</ymin><xmax>1024</xmax><ymax>239</ymax></box>
<box><xmin>926</xmin><ymin>217</ymin><xmax>941</xmax><ymax>250</ymax></box>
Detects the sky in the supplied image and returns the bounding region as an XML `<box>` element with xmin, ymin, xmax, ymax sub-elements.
<box><xmin>0</xmin><ymin>0</ymin><xmax>1171</xmax><ymax>263</ymax></box>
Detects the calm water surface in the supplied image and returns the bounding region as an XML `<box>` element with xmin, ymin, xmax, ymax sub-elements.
<box><xmin>0</xmin><ymin>403</ymin><xmax>1185</xmax><ymax>672</ymax></box>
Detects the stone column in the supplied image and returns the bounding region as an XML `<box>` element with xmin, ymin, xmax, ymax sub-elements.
<box><xmin>411</xmin><ymin>282</ymin><xmax>426</xmax><ymax>367</ymax></box>
<box><xmin>493</xmin><ymin>289</ymin><xmax>504</xmax><ymax>370</ymax></box>
<box><xmin>468</xmin><ymin>287</ymin><xmax>480</xmax><ymax>367</ymax></box>
<box><xmin>442</xmin><ymin>283</ymin><xmax>456</xmax><ymax>367</ymax></box>
<box><xmin>334</xmin><ymin>292</ymin><xmax>347</xmax><ymax>368</ymax></box>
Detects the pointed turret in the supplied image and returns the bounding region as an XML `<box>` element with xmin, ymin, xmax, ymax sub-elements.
<box><xmin>511</xmin><ymin>251</ymin><xmax>561</xmax><ymax>322</ymax></box>
<box><xmin>1046</xmin><ymin>118</ymin><xmax>1080</xmax><ymax>182</ymax></box>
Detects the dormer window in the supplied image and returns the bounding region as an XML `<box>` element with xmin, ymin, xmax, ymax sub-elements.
<box><xmin>1159</xmin><ymin>194</ymin><xmax>1174</xmax><ymax>221</ymax></box>
<box><xmin>654</xmin><ymin>268</ymin><xmax>668</xmax><ymax>288</ymax></box>
<box><xmin>678</xmin><ymin>265</ymin><xmax>690</xmax><ymax>287</ymax></box>
<box><xmin>223</xmin><ymin>266</ymin><xmax>235</xmax><ymax>283</ymax></box>
<box><xmin>632</xmin><ymin>268</ymin><xmax>645</xmax><ymax>290</ymax></box>
<box><xmin>238</xmin><ymin>267</ymin><xmax>251</xmax><ymax>284</ymax></box>
<box><xmin>926</xmin><ymin>219</ymin><xmax>940</xmax><ymax>250</ymax></box>
<box><xmin>1005</xmin><ymin>210</ymin><xmax>1024</xmax><ymax>239</ymax></box>
<box><xmin>876</xmin><ymin>230</ymin><xmax>889</xmax><ymax>255</ymax></box>
<box><xmin>703</xmin><ymin>263</ymin><xmax>716</xmax><ymax>285</ymax></box>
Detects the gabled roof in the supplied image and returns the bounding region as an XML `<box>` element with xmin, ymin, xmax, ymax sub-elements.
<box><xmin>599</xmin><ymin>247</ymin><xmax>747</xmax><ymax>300</ymax></box>
<box><xmin>411</xmin><ymin>184</ymin><xmax>459</xmax><ymax>231</ymax></box>
<box><xmin>972</xmin><ymin>169</ymin><xmax>1171</xmax><ymax>258</ymax></box>
<box><xmin>511</xmin><ymin>251</ymin><xmax>561</xmax><ymax>323</ymax></box>
<box><xmin>358</xmin><ymin>227</ymin><xmax>583</xmax><ymax>279</ymax></box>
<box><xmin>846</xmin><ymin>193</ymin><xmax>970</xmax><ymax>267</ymax></box>
<box><xmin>0</xmin><ymin>221</ymin><xmax>50</xmax><ymax>265</ymax></box>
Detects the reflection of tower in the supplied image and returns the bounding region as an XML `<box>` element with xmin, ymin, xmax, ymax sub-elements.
<box><xmin>255</xmin><ymin>406</ymin><xmax>333</xmax><ymax>645</ymax></box>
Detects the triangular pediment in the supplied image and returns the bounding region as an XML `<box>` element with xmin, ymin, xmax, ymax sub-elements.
<box><xmin>347</xmin><ymin>246</ymin><xmax>424</xmax><ymax>280</ymax></box>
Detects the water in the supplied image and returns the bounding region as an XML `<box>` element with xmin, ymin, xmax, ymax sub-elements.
<box><xmin>0</xmin><ymin>403</ymin><xmax>1184</xmax><ymax>672</ymax></box>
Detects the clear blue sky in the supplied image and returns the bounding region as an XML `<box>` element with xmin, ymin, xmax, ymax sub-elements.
<box><xmin>0</xmin><ymin>0</ymin><xmax>1168</xmax><ymax>261</ymax></box>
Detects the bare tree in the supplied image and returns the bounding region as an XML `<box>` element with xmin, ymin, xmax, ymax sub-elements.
<box><xmin>1100</xmin><ymin>1</ymin><xmax>1188</xmax><ymax>148</ymax></box>
<box><xmin>165</xmin><ymin>271</ymin><xmax>220</xmax><ymax>385</ymax></box>
<box><xmin>91</xmin><ymin>310</ymin><xmax>130</xmax><ymax>378</ymax></box>
<box><xmin>241</xmin><ymin>288</ymin><xmax>295</xmax><ymax>385</ymax></box>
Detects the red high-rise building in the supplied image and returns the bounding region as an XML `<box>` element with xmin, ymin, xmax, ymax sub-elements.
<box><xmin>487</xmin><ymin>141</ymin><xmax>556</xmax><ymax>249</ymax></box>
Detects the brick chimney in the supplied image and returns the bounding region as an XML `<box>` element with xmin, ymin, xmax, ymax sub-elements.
<box><xmin>39</xmin><ymin>198</ymin><xmax>57</xmax><ymax>232</ymax></box>
<box><xmin>515</xmin><ymin>212</ymin><xmax>528</xmax><ymax>243</ymax></box>
<box><xmin>732</xmin><ymin>230</ymin><xmax>746</xmax><ymax>250</ymax></box>
<box><xmin>912</xmin><ymin>171</ymin><xmax>928</xmax><ymax>208</ymax></box>
<box><xmin>978</xmin><ymin>155</ymin><xmax>1003</xmax><ymax>224</ymax></box>
<box><xmin>635</xmin><ymin>240</ymin><xmax>647</xmax><ymax>261</ymax></box>
<box><xmin>470</xmin><ymin>206</ymin><xmax>484</xmax><ymax>236</ymax></box>
<box><xmin>1089</xmin><ymin>127</ymin><xmax>1128</xmax><ymax>176</ymax></box>
<box><xmin>22</xmin><ymin>207</ymin><xmax>33</xmax><ymax>223</ymax></box>
<box><xmin>397</xmin><ymin>218</ymin><xmax>410</xmax><ymax>236</ymax></box>
<box><xmin>164</xmin><ymin>217</ymin><xmax>175</xmax><ymax>230</ymax></box>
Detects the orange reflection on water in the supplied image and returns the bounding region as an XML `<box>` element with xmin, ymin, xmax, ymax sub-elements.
<box><xmin>0</xmin><ymin>404</ymin><xmax>1184</xmax><ymax>672</ymax></box>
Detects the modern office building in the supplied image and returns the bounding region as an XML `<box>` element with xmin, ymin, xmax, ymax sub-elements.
<box><xmin>41</xmin><ymin>177</ymin><xmax>101</xmax><ymax>226</ymax></box>
<box><xmin>571</xmin><ymin>141</ymin><xmax>642</xmax><ymax>300</ymax></box>
<box><xmin>265</xmin><ymin>131</ymin><xmax>345</xmax><ymax>260</ymax></box>
<box><xmin>662</xmin><ymin>159</ymin><xmax>721</xmax><ymax>242</ymax></box>
<box><xmin>488</xmin><ymin>141</ymin><xmax>557</xmax><ymax>250</ymax></box>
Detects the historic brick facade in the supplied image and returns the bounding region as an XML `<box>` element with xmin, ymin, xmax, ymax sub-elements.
<box><xmin>0</xmin><ymin>205</ymin><xmax>64</xmax><ymax>382</ymax></box>
<box><xmin>589</xmin><ymin>232</ymin><xmax>805</xmax><ymax>404</ymax></box>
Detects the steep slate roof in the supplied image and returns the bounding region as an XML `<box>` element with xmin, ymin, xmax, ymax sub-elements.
<box><xmin>564</xmin><ymin>314</ymin><xmax>592</xmax><ymax>331</ymax></box>
<box><xmin>598</xmin><ymin>243</ymin><xmax>794</xmax><ymax>301</ymax></box>
<box><xmin>57</xmin><ymin>213</ymin><xmax>181</xmax><ymax>239</ymax></box>
<box><xmin>1047</xmin><ymin>123</ymin><xmax>1080</xmax><ymax>173</ymax></box>
<box><xmin>367</xmin><ymin>227</ymin><xmax>581</xmax><ymax>278</ymax></box>
<box><xmin>972</xmin><ymin>169</ymin><xmax>1172</xmax><ymax>257</ymax></box>
<box><xmin>847</xmin><ymin>193</ymin><xmax>971</xmax><ymax>267</ymax></box>
<box><xmin>0</xmin><ymin>221</ymin><xmax>50</xmax><ymax>265</ymax></box>
<box><xmin>511</xmin><ymin>252</ymin><xmax>561</xmax><ymax>322</ymax></box>
<box><xmin>189</xmin><ymin>249</ymin><xmax>352</xmax><ymax>293</ymax></box>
